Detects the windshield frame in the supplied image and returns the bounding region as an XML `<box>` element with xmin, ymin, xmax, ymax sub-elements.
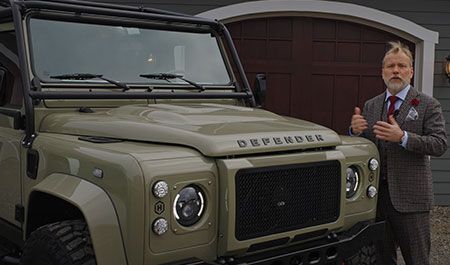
<box><xmin>25</xmin><ymin>11</ymin><xmax>235</xmax><ymax>88</ymax></box>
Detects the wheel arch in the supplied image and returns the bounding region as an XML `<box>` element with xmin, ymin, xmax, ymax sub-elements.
<box><xmin>26</xmin><ymin>173</ymin><xmax>128</xmax><ymax>265</ymax></box>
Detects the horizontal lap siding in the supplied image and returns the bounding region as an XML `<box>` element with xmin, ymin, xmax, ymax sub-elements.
<box><xmin>90</xmin><ymin>0</ymin><xmax>450</xmax><ymax>205</ymax></box>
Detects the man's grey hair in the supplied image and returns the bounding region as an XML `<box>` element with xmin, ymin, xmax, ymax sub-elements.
<box><xmin>382</xmin><ymin>41</ymin><xmax>414</xmax><ymax>68</ymax></box>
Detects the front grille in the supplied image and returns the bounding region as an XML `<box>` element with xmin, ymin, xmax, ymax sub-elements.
<box><xmin>235</xmin><ymin>161</ymin><xmax>340</xmax><ymax>240</ymax></box>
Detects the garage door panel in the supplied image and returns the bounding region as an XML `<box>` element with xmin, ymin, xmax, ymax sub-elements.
<box><xmin>310</xmin><ymin>74</ymin><xmax>334</xmax><ymax>112</ymax></box>
<box><xmin>313</xmin><ymin>41</ymin><xmax>335</xmax><ymax>62</ymax></box>
<box><xmin>337</xmin><ymin>22</ymin><xmax>361</xmax><ymax>40</ymax></box>
<box><xmin>243</xmin><ymin>63</ymin><xmax>295</xmax><ymax>73</ymax></box>
<box><xmin>313</xmin><ymin>19</ymin><xmax>336</xmax><ymax>39</ymax></box>
<box><xmin>333</xmin><ymin>111</ymin><xmax>354</xmax><ymax>134</ymax></box>
<box><xmin>337</xmin><ymin>42</ymin><xmax>360</xmax><ymax>62</ymax></box>
<box><xmin>265</xmin><ymin>73</ymin><xmax>292</xmax><ymax>116</ymax></box>
<box><xmin>333</xmin><ymin>76</ymin><xmax>360</xmax><ymax>134</ymax></box>
<box><xmin>228</xmin><ymin>23</ymin><xmax>241</xmax><ymax>37</ymax></box>
<box><xmin>362</xmin><ymin>43</ymin><xmax>386</xmax><ymax>63</ymax></box>
<box><xmin>334</xmin><ymin>76</ymin><xmax>359</xmax><ymax>112</ymax></box>
<box><xmin>243</xmin><ymin>39</ymin><xmax>266</xmax><ymax>59</ymax></box>
<box><xmin>359</xmin><ymin>76</ymin><xmax>386</xmax><ymax>108</ymax></box>
<box><xmin>269</xmin><ymin>18</ymin><xmax>293</xmax><ymax>38</ymax></box>
<box><xmin>311</xmin><ymin>63</ymin><xmax>380</xmax><ymax>75</ymax></box>
<box><xmin>242</xmin><ymin>19</ymin><xmax>267</xmax><ymax>37</ymax></box>
<box><xmin>363</xmin><ymin>27</ymin><xmax>386</xmax><ymax>41</ymax></box>
<box><xmin>311</xmin><ymin>112</ymin><xmax>333</xmax><ymax>130</ymax></box>
<box><xmin>268</xmin><ymin>40</ymin><xmax>293</xmax><ymax>60</ymax></box>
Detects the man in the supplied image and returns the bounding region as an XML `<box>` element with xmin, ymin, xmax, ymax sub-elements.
<box><xmin>350</xmin><ymin>41</ymin><xmax>447</xmax><ymax>265</ymax></box>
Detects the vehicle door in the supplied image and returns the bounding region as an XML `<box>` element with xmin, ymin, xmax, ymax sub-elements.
<box><xmin>0</xmin><ymin>21</ymin><xmax>24</xmax><ymax>227</ymax></box>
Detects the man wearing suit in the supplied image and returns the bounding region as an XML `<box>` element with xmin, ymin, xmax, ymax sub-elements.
<box><xmin>350</xmin><ymin>41</ymin><xmax>447</xmax><ymax>265</ymax></box>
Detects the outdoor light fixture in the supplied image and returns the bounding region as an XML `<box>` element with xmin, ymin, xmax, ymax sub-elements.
<box><xmin>445</xmin><ymin>54</ymin><xmax>450</xmax><ymax>83</ymax></box>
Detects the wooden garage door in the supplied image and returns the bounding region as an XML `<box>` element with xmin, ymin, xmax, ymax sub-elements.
<box><xmin>226</xmin><ymin>17</ymin><xmax>415</xmax><ymax>134</ymax></box>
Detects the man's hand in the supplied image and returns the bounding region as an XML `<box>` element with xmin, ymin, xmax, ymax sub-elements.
<box><xmin>351</xmin><ymin>107</ymin><xmax>368</xmax><ymax>134</ymax></box>
<box><xmin>373</xmin><ymin>115</ymin><xmax>404</xmax><ymax>142</ymax></box>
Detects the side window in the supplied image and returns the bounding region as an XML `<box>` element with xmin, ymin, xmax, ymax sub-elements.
<box><xmin>0</xmin><ymin>25</ymin><xmax>22</xmax><ymax>108</ymax></box>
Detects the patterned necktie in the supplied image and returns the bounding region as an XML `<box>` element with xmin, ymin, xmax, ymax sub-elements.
<box><xmin>387</xmin><ymin>96</ymin><xmax>399</xmax><ymax>118</ymax></box>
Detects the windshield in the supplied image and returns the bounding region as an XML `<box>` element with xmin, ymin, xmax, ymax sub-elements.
<box><xmin>28</xmin><ymin>18</ymin><xmax>232</xmax><ymax>85</ymax></box>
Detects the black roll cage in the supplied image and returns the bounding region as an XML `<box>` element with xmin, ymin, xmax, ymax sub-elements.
<box><xmin>4</xmin><ymin>0</ymin><xmax>255</xmax><ymax>148</ymax></box>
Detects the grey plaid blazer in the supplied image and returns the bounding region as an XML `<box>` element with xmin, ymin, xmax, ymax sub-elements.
<box><xmin>360</xmin><ymin>87</ymin><xmax>447</xmax><ymax>212</ymax></box>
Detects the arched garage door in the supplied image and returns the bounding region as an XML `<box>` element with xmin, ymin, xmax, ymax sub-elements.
<box><xmin>226</xmin><ymin>17</ymin><xmax>414</xmax><ymax>134</ymax></box>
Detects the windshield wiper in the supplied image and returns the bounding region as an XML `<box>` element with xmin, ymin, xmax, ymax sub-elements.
<box><xmin>50</xmin><ymin>73</ymin><xmax>129</xmax><ymax>91</ymax></box>
<box><xmin>139</xmin><ymin>73</ymin><xmax>205</xmax><ymax>92</ymax></box>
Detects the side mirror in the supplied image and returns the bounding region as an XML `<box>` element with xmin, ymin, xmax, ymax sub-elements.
<box><xmin>0</xmin><ymin>68</ymin><xmax>7</xmax><ymax>105</ymax></box>
<box><xmin>253</xmin><ymin>73</ymin><xmax>266</xmax><ymax>108</ymax></box>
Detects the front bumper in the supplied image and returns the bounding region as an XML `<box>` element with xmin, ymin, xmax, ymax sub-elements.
<box><xmin>185</xmin><ymin>221</ymin><xmax>385</xmax><ymax>265</ymax></box>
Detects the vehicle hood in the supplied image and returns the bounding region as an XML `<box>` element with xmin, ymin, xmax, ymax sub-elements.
<box><xmin>39</xmin><ymin>104</ymin><xmax>341</xmax><ymax>156</ymax></box>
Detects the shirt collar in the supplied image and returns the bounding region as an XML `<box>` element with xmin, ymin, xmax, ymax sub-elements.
<box><xmin>385</xmin><ymin>84</ymin><xmax>410</xmax><ymax>102</ymax></box>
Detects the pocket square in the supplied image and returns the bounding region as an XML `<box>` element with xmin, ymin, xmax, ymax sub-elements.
<box><xmin>405</xmin><ymin>107</ymin><xmax>419</xmax><ymax>121</ymax></box>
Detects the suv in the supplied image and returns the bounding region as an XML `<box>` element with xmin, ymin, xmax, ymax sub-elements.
<box><xmin>0</xmin><ymin>0</ymin><xmax>384</xmax><ymax>264</ymax></box>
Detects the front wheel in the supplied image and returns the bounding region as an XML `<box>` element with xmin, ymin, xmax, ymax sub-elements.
<box><xmin>344</xmin><ymin>243</ymin><xmax>376</xmax><ymax>265</ymax></box>
<box><xmin>21</xmin><ymin>220</ymin><xmax>96</xmax><ymax>265</ymax></box>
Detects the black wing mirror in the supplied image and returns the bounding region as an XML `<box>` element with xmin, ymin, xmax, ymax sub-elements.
<box><xmin>253</xmin><ymin>73</ymin><xmax>266</xmax><ymax>108</ymax></box>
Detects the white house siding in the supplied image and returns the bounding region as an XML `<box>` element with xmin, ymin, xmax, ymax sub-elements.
<box><xmin>90</xmin><ymin>0</ymin><xmax>450</xmax><ymax>205</ymax></box>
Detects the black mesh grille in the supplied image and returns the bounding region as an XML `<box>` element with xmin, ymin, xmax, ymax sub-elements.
<box><xmin>235</xmin><ymin>161</ymin><xmax>340</xmax><ymax>240</ymax></box>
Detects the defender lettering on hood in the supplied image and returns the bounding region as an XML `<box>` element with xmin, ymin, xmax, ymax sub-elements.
<box><xmin>237</xmin><ymin>134</ymin><xmax>325</xmax><ymax>148</ymax></box>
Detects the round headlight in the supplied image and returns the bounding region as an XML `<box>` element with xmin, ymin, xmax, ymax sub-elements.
<box><xmin>369</xmin><ymin>158</ymin><xmax>379</xmax><ymax>171</ymax></box>
<box><xmin>173</xmin><ymin>185</ymin><xmax>205</xmax><ymax>226</ymax></box>
<box><xmin>346</xmin><ymin>167</ymin><xmax>359</xmax><ymax>198</ymax></box>
<box><xmin>153</xmin><ymin>181</ymin><xmax>169</xmax><ymax>198</ymax></box>
<box><xmin>367</xmin><ymin>185</ymin><xmax>377</xmax><ymax>198</ymax></box>
<box><xmin>152</xmin><ymin>218</ymin><xmax>169</xmax><ymax>235</ymax></box>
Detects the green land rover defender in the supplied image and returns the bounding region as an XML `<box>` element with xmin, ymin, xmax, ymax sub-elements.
<box><xmin>0</xmin><ymin>0</ymin><xmax>384</xmax><ymax>264</ymax></box>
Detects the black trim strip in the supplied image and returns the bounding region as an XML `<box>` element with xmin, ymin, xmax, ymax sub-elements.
<box><xmin>36</xmin><ymin>0</ymin><xmax>190</xmax><ymax>17</ymax></box>
<box><xmin>28</xmin><ymin>12</ymin><xmax>214</xmax><ymax>34</ymax></box>
<box><xmin>29</xmin><ymin>91</ymin><xmax>252</xmax><ymax>100</ymax></box>
<box><xmin>18</xmin><ymin>1</ymin><xmax>220</xmax><ymax>28</ymax></box>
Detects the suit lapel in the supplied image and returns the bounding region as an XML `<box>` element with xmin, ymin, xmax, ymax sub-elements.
<box><xmin>372</xmin><ymin>92</ymin><xmax>386</xmax><ymax>147</ymax></box>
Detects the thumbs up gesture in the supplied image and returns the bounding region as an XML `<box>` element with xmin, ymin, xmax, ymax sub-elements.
<box><xmin>351</xmin><ymin>107</ymin><xmax>368</xmax><ymax>135</ymax></box>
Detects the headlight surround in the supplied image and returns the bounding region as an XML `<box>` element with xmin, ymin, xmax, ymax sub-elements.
<box><xmin>346</xmin><ymin>166</ymin><xmax>359</xmax><ymax>198</ymax></box>
<box><xmin>173</xmin><ymin>185</ymin><xmax>205</xmax><ymax>226</ymax></box>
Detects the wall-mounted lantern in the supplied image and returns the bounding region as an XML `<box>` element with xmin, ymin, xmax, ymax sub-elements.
<box><xmin>445</xmin><ymin>55</ymin><xmax>450</xmax><ymax>83</ymax></box>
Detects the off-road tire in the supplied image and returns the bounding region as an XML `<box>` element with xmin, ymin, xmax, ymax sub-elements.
<box><xmin>21</xmin><ymin>219</ymin><xmax>96</xmax><ymax>265</ymax></box>
<box><xmin>344</xmin><ymin>244</ymin><xmax>376</xmax><ymax>265</ymax></box>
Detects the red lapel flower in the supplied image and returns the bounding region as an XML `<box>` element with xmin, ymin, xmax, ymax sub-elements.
<box><xmin>411</xmin><ymin>98</ymin><xmax>419</xmax><ymax>106</ymax></box>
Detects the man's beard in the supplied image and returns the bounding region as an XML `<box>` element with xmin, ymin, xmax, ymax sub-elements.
<box><xmin>382</xmin><ymin>74</ymin><xmax>411</xmax><ymax>92</ymax></box>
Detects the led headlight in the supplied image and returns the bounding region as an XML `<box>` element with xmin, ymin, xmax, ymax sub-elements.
<box><xmin>367</xmin><ymin>185</ymin><xmax>377</xmax><ymax>198</ymax></box>
<box><xmin>153</xmin><ymin>181</ymin><xmax>169</xmax><ymax>198</ymax></box>
<box><xmin>152</xmin><ymin>218</ymin><xmax>169</xmax><ymax>235</ymax></box>
<box><xmin>369</xmin><ymin>158</ymin><xmax>379</xmax><ymax>171</ymax></box>
<box><xmin>346</xmin><ymin>167</ymin><xmax>359</xmax><ymax>198</ymax></box>
<box><xmin>173</xmin><ymin>185</ymin><xmax>205</xmax><ymax>226</ymax></box>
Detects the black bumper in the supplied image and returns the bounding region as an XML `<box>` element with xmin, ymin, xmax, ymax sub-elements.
<box><xmin>187</xmin><ymin>221</ymin><xmax>385</xmax><ymax>265</ymax></box>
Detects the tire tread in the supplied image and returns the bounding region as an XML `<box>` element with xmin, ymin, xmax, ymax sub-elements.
<box><xmin>21</xmin><ymin>220</ymin><xmax>96</xmax><ymax>265</ymax></box>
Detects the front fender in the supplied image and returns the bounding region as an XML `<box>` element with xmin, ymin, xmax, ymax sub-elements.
<box><xmin>30</xmin><ymin>173</ymin><xmax>128</xmax><ymax>265</ymax></box>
